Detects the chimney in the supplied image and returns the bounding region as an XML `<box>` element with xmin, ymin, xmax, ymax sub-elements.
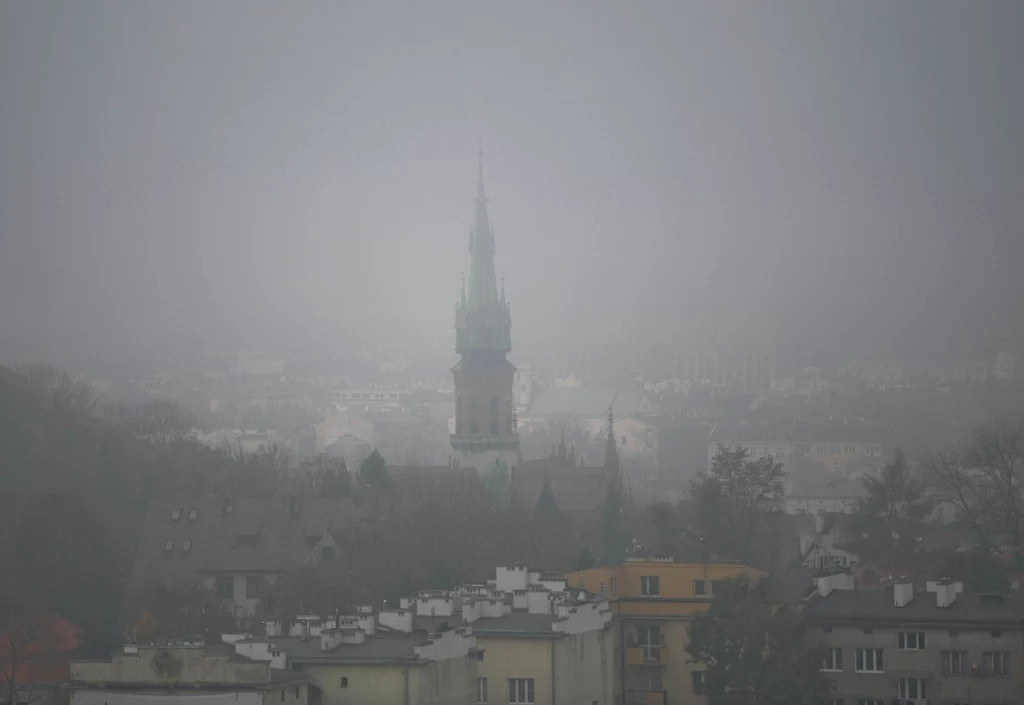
<box><xmin>893</xmin><ymin>577</ymin><xmax>914</xmax><ymax>607</ymax></box>
<box><xmin>301</xmin><ymin>620</ymin><xmax>310</xmax><ymax>642</ymax></box>
<box><xmin>926</xmin><ymin>578</ymin><xmax>963</xmax><ymax>608</ymax></box>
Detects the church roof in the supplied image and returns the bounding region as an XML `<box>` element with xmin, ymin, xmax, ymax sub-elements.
<box><xmin>526</xmin><ymin>387</ymin><xmax>653</xmax><ymax>418</ymax></box>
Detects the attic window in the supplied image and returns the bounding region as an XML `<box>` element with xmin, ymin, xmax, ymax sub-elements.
<box><xmin>171</xmin><ymin>509</ymin><xmax>182</xmax><ymax>521</ymax></box>
<box><xmin>163</xmin><ymin>540</ymin><xmax>174</xmax><ymax>552</ymax></box>
<box><xmin>182</xmin><ymin>540</ymin><xmax>192</xmax><ymax>552</ymax></box>
<box><xmin>188</xmin><ymin>509</ymin><xmax>198</xmax><ymax>521</ymax></box>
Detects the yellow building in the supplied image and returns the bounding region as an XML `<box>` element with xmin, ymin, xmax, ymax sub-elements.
<box><xmin>579</xmin><ymin>554</ymin><xmax>766</xmax><ymax>705</ymax></box>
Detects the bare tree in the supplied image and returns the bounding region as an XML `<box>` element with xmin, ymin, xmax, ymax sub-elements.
<box><xmin>0</xmin><ymin>612</ymin><xmax>65</xmax><ymax>705</ymax></box>
<box><xmin>925</xmin><ymin>426</ymin><xmax>1024</xmax><ymax>553</ymax></box>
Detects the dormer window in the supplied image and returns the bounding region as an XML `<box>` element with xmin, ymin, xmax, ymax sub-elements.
<box><xmin>171</xmin><ymin>509</ymin><xmax>182</xmax><ymax>521</ymax></box>
<box><xmin>164</xmin><ymin>540</ymin><xmax>174</xmax><ymax>552</ymax></box>
<box><xmin>188</xmin><ymin>509</ymin><xmax>198</xmax><ymax>521</ymax></box>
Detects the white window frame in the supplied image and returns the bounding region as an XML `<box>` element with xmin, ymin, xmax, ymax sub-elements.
<box><xmin>897</xmin><ymin>631</ymin><xmax>925</xmax><ymax>649</ymax></box>
<box><xmin>188</xmin><ymin>508</ymin><xmax>198</xmax><ymax>521</ymax></box>
<box><xmin>640</xmin><ymin>575</ymin><xmax>660</xmax><ymax>596</ymax></box>
<box><xmin>182</xmin><ymin>540</ymin><xmax>192</xmax><ymax>552</ymax></box>
<box><xmin>821</xmin><ymin>647</ymin><xmax>843</xmax><ymax>672</ymax></box>
<box><xmin>171</xmin><ymin>509</ymin><xmax>181</xmax><ymax>521</ymax></box>
<box><xmin>898</xmin><ymin>677</ymin><xmax>926</xmax><ymax>699</ymax></box>
<box><xmin>983</xmin><ymin>650</ymin><xmax>1010</xmax><ymax>676</ymax></box>
<box><xmin>476</xmin><ymin>677</ymin><xmax>487</xmax><ymax>704</ymax></box>
<box><xmin>507</xmin><ymin>678</ymin><xmax>534</xmax><ymax>704</ymax></box>
<box><xmin>854</xmin><ymin>647</ymin><xmax>883</xmax><ymax>673</ymax></box>
<box><xmin>942</xmin><ymin>649</ymin><xmax>967</xmax><ymax>674</ymax></box>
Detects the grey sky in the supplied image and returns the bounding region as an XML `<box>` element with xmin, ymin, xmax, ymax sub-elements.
<box><xmin>1</xmin><ymin>2</ymin><xmax>1022</xmax><ymax>368</ymax></box>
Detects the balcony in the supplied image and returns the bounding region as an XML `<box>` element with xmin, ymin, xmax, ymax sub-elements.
<box><xmin>625</xmin><ymin>690</ymin><xmax>666</xmax><ymax>705</ymax></box>
<box><xmin>626</xmin><ymin>645</ymin><xmax>668</xmax><ymax>666</ymax></box>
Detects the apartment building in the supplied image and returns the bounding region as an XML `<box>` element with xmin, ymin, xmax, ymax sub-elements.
<box><xmin>226</xmin><ymin>564</ymin><xmax>616</xmax><ymax>705</ymax></box>
<box><xmin>69</xmin><ymin>641</ymin><xmax>309</xmax><ymax>705</ymax></box>
<box><xmin>579</xmin><ymin>553</ymin><xmax>768</xmax><ymax>705</ymax></box>
<box><xmin>805</xmin><ymin>574</ymin><xmax>1024</xmax><ymax>705</ymax></box>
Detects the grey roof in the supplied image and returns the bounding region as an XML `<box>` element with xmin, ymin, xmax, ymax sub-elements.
<box><xmin>805</xmin><ymin>588</ymin><xmax>1024</xmax><ymax>626</ymax></box>
<box><xmin>414</xmin><ymin>611</ymin><xmax>563</xmax><ymax>636</ymax></box>
<box><xmin>526</xmin><ymin>387</ymin><xmax>653</xmax><ymax>418</ymax></box>
<box><xmin>129</xmin><ymin>497</ymin><xmax>374</xmax><ymax>591</ymax></box>
<box><xmin>764</xmin><ymin>575</ymin><xmax>816</xmax><ymax>604</ymax></box>
<box><xmin>275</xmin><ymin>633</ymin><xmax>432</xmax><ymax>664</ymax></box>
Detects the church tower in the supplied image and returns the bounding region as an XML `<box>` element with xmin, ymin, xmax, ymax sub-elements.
<box><xmin>451</xmin><ymin>151</ymin><xmax>520</xmax><ymax>475</ymax></box>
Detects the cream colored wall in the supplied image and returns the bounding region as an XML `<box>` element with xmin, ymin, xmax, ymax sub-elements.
<box><xmin>298</xmin><ymin>663</ymin><xmax>407</xmax><ymax>705</ymax></box>
<box><xmin>475</xmin><ymin>636</ymin><xmax>553</xmax><ymax>705</ymax></box>
<box><xmin>408</xmin><ymin>655</ymin><xmax>476</xmax><ymax>705</ymax></box>
<box><xmin>552</xmin><ymin>627</ymin><xmax>617</xmax><ymax>705</ymax></box>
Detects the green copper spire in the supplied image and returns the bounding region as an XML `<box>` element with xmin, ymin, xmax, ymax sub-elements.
<box><xmin>467</xmin><ymin>147</ymin><xmax>500</xmax><ymax>314</ymax></box>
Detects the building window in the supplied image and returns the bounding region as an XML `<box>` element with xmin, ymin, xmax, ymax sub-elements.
<box><xmin>854</xmin><ymin>647</ymin><xmax>883</xmax><ymax>672</ymax></box>
<box><xmin>991</xmin><ymin>629</ymin><xmax>1002</xmax><ymax>638</ymax></box>
<box><xmin>171</xmin><ymin>509</ymin><xmax>182</xmax><ymax>521</ymax></box>
<box><xmin>821</xmin><ymin>647</ymin><xmax>843</xmax><ymax>672</ymax></box>
<box><xmin>182</xmin><ymin>540</ymin><xmax>192</xmax><ymax>552</ymax></box>
<box><xmin>476</xmin><ymin>677</ymin><xmax>487</xmax><ymax>704</ymax></box>
<box><xmin>983</xmin><ymin>651</ymin><xmax>1010</xmax><ymax>676</ymax></box>
<box><xmin>188</xmin><ymin>508</ymin><xmax>198</xmax><ymax>521</ymax></box>
<box><xmin>640</xmin><ymin>576</ymin><xmax>660</xmax><ymax>596</ymax></box>
<box><xmin>475</xmin><ymin>650</ymin><xmax>484</xmax><ymax>661</ymax></box>
<box><xmin>862</xmin><ymin>627</ymin><xmax>873</xmax><ymax>634</ymax></box>
<box><xmin>775</xmin><ymin>447</ymin><xmax>785</xmax><ymax>458</ymax></box>
<box><xmin>163</xmin><ymin>540</ymin><xmax>174</xmax><ymax>552</ymax></box>
<box><xmin>941</xmin><ymin>650</ymin><xmax>967</xmax><ymax>674</ymax></box>
<box><xmin>245</xmin><ymin>576</ymin><xmax>261</xmax><ymax>599</ymax></box>
<box><xmin>215</xmin><ymin>576</ymin><xmax>233</xmax><ymax>599</ymax></box>
<box><xmin>710</xmin><ymin>580</ymin><xmax>723</xmax><ymax>595</ymax></box>
<box><xmin>636</xmin><ymin>625</ymin><xmax>661</xmax><ymax>661</ymax></box>
<box><xmin>691</xmin><ymin>671</ymin><xmax>706</xmax><ymax>694</ymax></box>
<box><xmin>610</xmin><ymin>577</ymin><xmax>617</xmax><ymax>595</ymax></box>
<box><xmin>693</xmin><ymin>579</ymin><xmax>706</xmax><ymax>596</ymax></box>
<box><xmin>340</xmin><ymin>677</ymin><xmax>348</xmax><ymax>688</ymax></box>
<box><xmin>507</xmin><ymin>678</ymin><xmax>534</xmax><ymax>704</ymax></box>
<box><xmin>856</xmin><ymin>701</ymin><xmax>883</xmax><ymax>705</ymax></box>
<box><xmin>898</xmin><ymin>678</ymin><xmax>925</xmax><ymax>699</ymax></box>
<box><xmin>898</xmin><ymin>631</ymin><xmax>925</xmax><ymax>649</ymax></box>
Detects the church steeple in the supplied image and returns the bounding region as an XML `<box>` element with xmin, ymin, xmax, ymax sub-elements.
<box><xmin>467</xmin><ymin>147</ymin><xmax>500</xmax><ymax>315</ymax></box>
<box><xmin>604</xmin><ymin>406</ymin><xmax>621</xmax><ymax>485</ymax></box>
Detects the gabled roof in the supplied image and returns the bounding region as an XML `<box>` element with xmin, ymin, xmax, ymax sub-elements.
<box><xmin>129</xmin><ymin>497</ymin><xmax>372</xmax><ymax>591</ymax></box>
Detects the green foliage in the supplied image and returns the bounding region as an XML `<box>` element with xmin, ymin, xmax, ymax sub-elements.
<box><xmin>575</xmin><ymin>546</ymin><xmax>595</xmax><ymax>570</ymax></box>
<box><xmin>682</xmin><ymin>445</ymin><xmax>785</xmax><ymax>563</ymax></box>
<box><xmin>687</xmin><ymin>575</ymin><xmax>831</xmax><ymax>705</ymax></box>
<box><xmin>357</xmin><ymin>450</ymin><xmax>390</xmax><ymax>490</ymax></box>
<box><xmin>941</xmin><ymin>551</ymin><xmax>1009</xmax><ymax>591</ymax></box>
<box><xmin>847</xmin><ymin>449</ymin><xmax>933</xmax><ymax>568</ymax></box>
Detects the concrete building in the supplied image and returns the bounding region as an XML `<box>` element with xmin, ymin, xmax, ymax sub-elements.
<box><xmin>128</xmin><ymin>498</ymin><xmax>367</xmax><ymax>618</ymax></box>
<box><xmin>69</xmin><ymin>642</ymin><xmax>308</xmax><ymax>705</ymax></box>
<box><xmin>227</xmin><ymin>564</ymin><xmax>615</xmax><ymax>705</ymax></box>
<box><xmin>805</xmin><ymin>573</ymin><xmax>1024</xmax><ymax>705</ymax></box>
<box><xmin>578</xmin><ymin>553</ymin><xmax>768</xmax><ymax>705</ymax></box>
<box><xmin>412</xmin><ymin>565</ymin><xmax>617</xmax><ymax>705</ymax></box>
<box><xmin>230</xmin><ymin>615</ymin><xmax>478</xmax><ymax>705</ymax></box>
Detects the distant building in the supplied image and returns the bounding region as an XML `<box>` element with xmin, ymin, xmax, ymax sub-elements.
<box><xmin>449</xmin><ymin>154</ymin><xmax>519</xmax><ymax>476</ymax></box>
<box><xmin>69</xmin><ymin>642</ymin><xmax>308</xmax><ymax>705</ymax></box>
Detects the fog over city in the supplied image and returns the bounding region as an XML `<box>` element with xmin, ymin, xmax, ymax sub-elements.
<box><xmin>5</xmin><ymin>5</ymin><xmax>1024</xmax><ymax>705</ymax></box>
<box><xmin>2</xmin><ymin>2</ymin><xmax>1023</xmax><ymax>370</ymax></box>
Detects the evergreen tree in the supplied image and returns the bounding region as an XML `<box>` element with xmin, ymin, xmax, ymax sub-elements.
<box><xmin>358</xmin><ymin>450</ymin><xmax>390</xmax><ymax>491</ymax></box>
<box><xmin>599</xmin><ymin>484</ymin><xmax>629</xmax><ymax>565</ymax></box>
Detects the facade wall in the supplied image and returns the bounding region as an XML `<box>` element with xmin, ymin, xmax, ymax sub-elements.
<box><xmin>551</xmin><ymin>627</ymin><xmax>617</xmax><ymax>705</ymax></box>
<box><xmin>72</xmin><ymin>691</ymin><xmax>265</xmax><ymax>705</ymax></box>
<box><xmin>297</xmin><ymin>663</ymin><xmax>406</xmax><ymax>705</ymax></box>
<box><xmin>818</xmin><ymin>623</ymin><xmax>1024</xmax><ymax>703</ymax></box>
<box><xmin>409</xmin><ymin>654</ymin><xmax>476</xmax><ymax>705</ymax></box>
<box><xmin>475</xmin><ymin>637</ymin><xmax>553</xmax><ymax>705</ymax></box>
